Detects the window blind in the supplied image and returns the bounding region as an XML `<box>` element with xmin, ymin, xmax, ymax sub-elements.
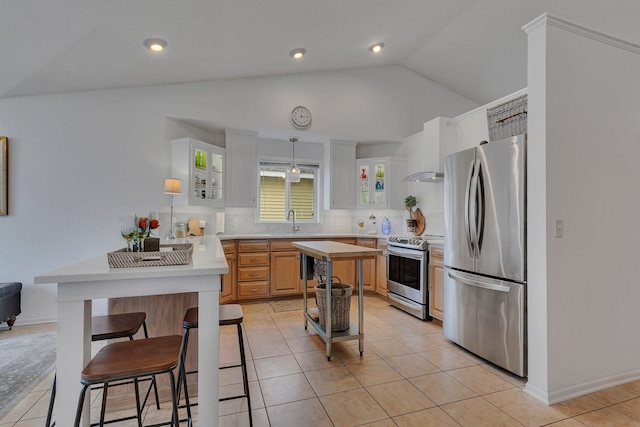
<box><xmin>259</xmin><ymin>161</ymin><xmax>318</xmax><ymax>221</ymax></box>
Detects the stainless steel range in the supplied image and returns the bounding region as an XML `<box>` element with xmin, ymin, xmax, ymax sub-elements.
<box><xmin>386</xmin><ymin>235</ymin><xmax>442</xmax><ymax>320</ymax></box>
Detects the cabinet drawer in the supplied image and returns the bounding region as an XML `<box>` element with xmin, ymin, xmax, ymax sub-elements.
<box><xmin>238</xmin><ymin>252</ymin><xmax>270</xmax><ymax>266</ymax></box>
<box><xmin>270</xmin><ymin>239</ymin><xmax>295</xmax><ymax>251</ymax></box>
<box><xmin>221</xmin><ymin>240</ymin><xmax>236</xmax><ymax>254</ymax></box>
<box><xmin>238</xmin><ymin>266</ymin><xmax>270</xmax><ymax>281</ymax></box>
<box><xmin>334</xmin><ymin>238</ymin><xmax>356</xmax><ymax>245</ymax></box>
<box><xmin>238</xmin><ymin>240</ymin><xmax>269</xmax><ymax>252</ymax></box>
<box><xmin>356</xmin><ymin>238</ymin><xmax>377</xmax><ymax>248</ymax></box>
<box><xmin>237</xmin><ymin>281</ymin><xmax>269</xmax><ymax>298</ymax></box>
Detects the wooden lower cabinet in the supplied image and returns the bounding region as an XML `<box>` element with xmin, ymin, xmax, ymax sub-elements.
<box><xmin>270</xmin><ymin>251</ymin><xmax>301</xmax><ymax>295</ymax></box>
<box><xmin>237</xmin><ymin>240</ymin><xmax>270</xmax><ymax>300</ymax></box>
<box><xmin>220</xmin><ymin>253</ymin><xmax>236</xmax><ymax>303</ymax></box>
<box><xmin>429</xmin><ymin>245</ymin><xmax>444</xmax><ymax>320</ymax></box>
<box><xmin>224</xmin><ymin>237</ymin><xmax>384</xmax><ymax>301</ymax></box>
<box><xmin>376</xmin><ymin>239</ymin><xmax>387</xmax><ymax>296</ymax></box>
<box><xmin>356</xmin><ymin>238</ymin><xmax>377</xmax><ymax>292</ymax></box>
<box><xmin>220</xmin><ymin>240</ymin><xmax>236</xmax><ymax>304</ymax></box>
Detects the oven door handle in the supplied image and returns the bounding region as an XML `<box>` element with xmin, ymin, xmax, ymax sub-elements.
<box><xmin>387</xmin><ymin>246</ymin><xmax>426</xmax><ymax>261</ymax></box>
<box><xmin>448</xmin><ymin>271</ymin><xmax>511</xmax><ymax>293</ymax></box>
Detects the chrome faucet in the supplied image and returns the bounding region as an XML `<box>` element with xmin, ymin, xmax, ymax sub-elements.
<box><xmin>287</xmin><ymin>209</ymin><xmax>299</xmax><ymax>233</ymax></box>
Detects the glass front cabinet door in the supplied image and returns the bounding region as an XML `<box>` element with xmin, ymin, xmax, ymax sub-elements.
<box><xmin>357</xmin><ymin>159</ymin><xmax>387</xmax><ymax>208</ymax></box>
<box><xmin>356</xmin><ymin>157</ymin><xmax>407</xmax><ymax>210</ymax></box>
<box><xmin>171</xmin><ymin>137</ymin><xmax>225</xmax><ymax>207</ymax></box>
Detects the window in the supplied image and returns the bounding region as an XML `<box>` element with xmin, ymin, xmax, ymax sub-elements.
<box><xmin>259</xmin><ymin>160</ymin><xmax>319</xmax><ymax>222</ymax></box>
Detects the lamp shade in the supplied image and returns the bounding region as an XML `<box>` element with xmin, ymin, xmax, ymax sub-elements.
<box><xmin>164</xmin><ymin>178</ymin><xmax>182</xmax><ymax>195</ymax></box>
<box><xmin>286</xmin><ymin>166</ymin><xmax>301</xmax><ymax>183</ymax></box>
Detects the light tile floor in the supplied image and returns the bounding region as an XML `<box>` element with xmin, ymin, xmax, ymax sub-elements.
<box><xmin>3</xmin><ymin>294</ymin><xmax>640</xmax><ymax>426</ymax></box>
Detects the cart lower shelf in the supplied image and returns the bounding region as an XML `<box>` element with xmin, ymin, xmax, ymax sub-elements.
<box><xmin>304</xmin><ymin>312</ymin><xmax>364</xmax><ymax>360</ymax></box>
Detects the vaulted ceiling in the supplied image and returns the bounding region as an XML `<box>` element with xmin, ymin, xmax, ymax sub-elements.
<box><xmin>1</xmin><ymin>0</ymin><xmax>639</xmax><ymax>104</ymax></box>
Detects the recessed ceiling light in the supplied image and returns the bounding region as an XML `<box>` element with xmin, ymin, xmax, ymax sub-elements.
<box><xmin>289</xmin><ymin>48</ymin><xmax>306</xmax><ymax>59</ymax></box>
<box><xmin>369</xmin><ymin>43</ymin><xmax>384</xmax><ymax>54</ymax></box>
<box><xmin>143</xmin><ymin>38</ymin><xmax>167</xmax><ymax>52</ymax></box>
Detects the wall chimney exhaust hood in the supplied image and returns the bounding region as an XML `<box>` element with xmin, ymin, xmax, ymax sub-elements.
<box><xmin>402</xmin><ymin>171</ymin><xmax>444</xmax><ymax>183</ymax></box>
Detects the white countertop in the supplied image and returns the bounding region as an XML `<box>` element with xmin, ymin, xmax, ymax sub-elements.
<box><xmin>217</xmin><ymin>232</ymin><xmax>387</xmax><ymax>240</ymax></box>
<box><xmin>34</xmin><ymin>236</ymin><xmax>228</xmax><ymax>285</ymax></box>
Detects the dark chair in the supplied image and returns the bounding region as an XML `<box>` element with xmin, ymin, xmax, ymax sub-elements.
<box><xmin>177</xmin><ymin>305</ymin><xmax>252</xmax><ymax>427</ymax></box>
<box><xmin>0</xmin><ymin>282</ymin><xmax>22</xmax><ymax>329</ymax></box>
<box><xmin>74</xmin><ymin>335</ymin><xmax>183</xmax><ymax>427</ymax></box>
<box><xmin>46</xmin><ymin>312</ymin><xmax>160</xmax><ymax>427</ymax></box>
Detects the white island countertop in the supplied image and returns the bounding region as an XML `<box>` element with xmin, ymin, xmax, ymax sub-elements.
<box><xmin>34</xmin><ymin>235</ymin><xmax>227</xmax><ymax>427</ymax></box>
<box><xmin>34</xmin><ymin>236</ymin><xmax>228</xmax><ymax>287</ymax></box>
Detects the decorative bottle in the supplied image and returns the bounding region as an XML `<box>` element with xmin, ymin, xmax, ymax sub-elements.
<box><xmin>381</xmin><ymin>217</ymin><xmax>391</xmax><ymax>235</ymax></box>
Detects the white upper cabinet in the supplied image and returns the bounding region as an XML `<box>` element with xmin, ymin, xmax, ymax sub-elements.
<box><xmin>356</xmin><ymin>157</ymin><xmax>407</xmax><ymax>210</ymax></box>
<box><xmin>225</xmin><ymin>129</ymin><xmax>258</xmax><ymax>207</ymax></box>
<box><xmin>323</xmin><ymin>140</ymin><xmax>356</xmax><ymax>210</ymax></box>
<box><xmin>171</xmin><ymin>138</ymin><xmax>225</xmax><ymax>207</ymax></box>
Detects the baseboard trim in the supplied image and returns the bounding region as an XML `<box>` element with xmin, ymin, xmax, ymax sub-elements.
<box><xmin>526</xmin><ymin>369</ymin><xmax>640</xmax><ymax>405</ymax></box>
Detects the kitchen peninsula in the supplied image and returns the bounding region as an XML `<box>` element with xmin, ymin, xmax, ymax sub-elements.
<box><xmin>34</xmin><ymin>236</ymin><xmax>227</xmax><ymax>427</ymax></box>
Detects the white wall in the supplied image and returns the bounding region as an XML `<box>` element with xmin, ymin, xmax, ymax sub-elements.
<box><xmin>525</xmin><ymin>15</ymin><xmax>640</xmax><ymax>403</ymax></box>
<box><xmin>0</xmin><ymin>65</ymin><xmax>477</xmax><ymax>324</ymax></box>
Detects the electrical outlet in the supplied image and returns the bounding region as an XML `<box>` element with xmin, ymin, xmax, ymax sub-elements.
<box><xmin>327</xmin><ymin>218</ymin><xmax>335</xmax><ymax>226</ymax></box>
<box><xmin>232</xmin><ymin>217</ymin><xmax>239</xmax><ymax>227</ymax></box>
<box><xmin>554</xmin><ymin>219</ymin><xmax>563</xmax><ymax>238</ymax></box>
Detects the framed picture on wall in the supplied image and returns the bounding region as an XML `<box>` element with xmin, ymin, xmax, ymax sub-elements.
<box><xmin>0</xmin><ymin>137</ymin><xmax>7</xmax><ymax>216</ymax></box>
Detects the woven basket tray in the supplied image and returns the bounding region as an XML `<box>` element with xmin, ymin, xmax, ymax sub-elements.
<box><xmin>314</xmin><ymin>280</ymin><xmax>353</xmax><ymax>331</ymax></box>
<box><xmin>487</xmin><ymin>94</ymin><xmax>527</xmax><ymax>141</ymax></box>
<box><xmin>107</xmin><ymin>244</ymin><xmax>193</xmax><ymax>268</ymax></box>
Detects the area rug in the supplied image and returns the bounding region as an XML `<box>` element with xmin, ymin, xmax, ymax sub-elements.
<box><xmin>0</xmin><ymin>332</ymin><xmax>56</xmax><ymax>419</ymax></box>
<box><xmin>269</xmin><ymin>298</ymin><xmax>316</xmax><ymax>313</ymax></box>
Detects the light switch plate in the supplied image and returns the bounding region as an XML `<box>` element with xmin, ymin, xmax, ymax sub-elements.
<box><xmin>554</xmin><ymin>219</ymin><xmax>563</xmax><ymax>238</ymax></box>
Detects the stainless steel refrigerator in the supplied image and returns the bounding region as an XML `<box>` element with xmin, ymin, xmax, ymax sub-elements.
<box><xmin>443</xmin><ymin>134</ymin><xmax>527</xmax><ymax>377</ymax></box>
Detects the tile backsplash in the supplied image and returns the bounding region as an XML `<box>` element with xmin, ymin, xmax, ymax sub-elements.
<box><xmin>155</xmin><ymin>206</ymin><xmax>444</xmax><ymax>238</ymax></box>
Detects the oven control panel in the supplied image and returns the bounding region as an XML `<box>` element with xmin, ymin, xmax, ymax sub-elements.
<box><xmin>387</xmin><ymin>236</ymin><xmax>429</xmax><ymax>250</ymax></box>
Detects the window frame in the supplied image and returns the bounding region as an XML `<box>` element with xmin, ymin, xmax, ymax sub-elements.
<box><xmin>256</xmin><ymin>156</ymin><xmax>321</xmax><ymax>224</ymax></box>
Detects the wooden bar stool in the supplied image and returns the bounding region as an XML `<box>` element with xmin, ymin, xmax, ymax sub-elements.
<box><xmin>74</xmin><ymin>335</ymin><xmax>183</xmax><ymax>427</ymax></box>
<box><xmin>46</xmin><ymin>312</ymin><xmax>160</xmax><ymax>427</ymax></box>
<box><xmin>177</xmin><ymin>305</ymin><xmax>252</xmax><ymax>427</ymax></box>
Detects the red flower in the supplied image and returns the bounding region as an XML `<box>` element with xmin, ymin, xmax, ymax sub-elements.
<box><xmin>138</xmin><ymin>217</ymin><xmax>148</xmax><ymax>229</ymax></box>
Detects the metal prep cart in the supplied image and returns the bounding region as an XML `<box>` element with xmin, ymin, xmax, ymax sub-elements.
<box><xmin>292</xmin><ymin>240</ymin><xmax>382</xmax><ymax>360</ymax></box>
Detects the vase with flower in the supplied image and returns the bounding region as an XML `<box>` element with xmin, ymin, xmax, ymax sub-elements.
<box><xmin>132</xmin><ymin>215</ymin><xmax>150</xmax><ymax>252</ymax></box>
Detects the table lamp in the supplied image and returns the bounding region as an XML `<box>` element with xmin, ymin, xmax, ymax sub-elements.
<box><xmin>164</xmin><ymin>178</ymin><xmax>181</xmax><ymax>239</ymax></box>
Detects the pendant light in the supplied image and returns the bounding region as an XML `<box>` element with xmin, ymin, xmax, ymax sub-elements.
<box><xmin>287</xmin><ymin>137</ymin><xmax>301</xmax><ymax>183</ymax></box>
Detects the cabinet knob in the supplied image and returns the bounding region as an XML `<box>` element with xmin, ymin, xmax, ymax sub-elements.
<box><xmin>251</xmin><ymin>288</ymin><xmax>258</xmax><ymax>292</ymax></box>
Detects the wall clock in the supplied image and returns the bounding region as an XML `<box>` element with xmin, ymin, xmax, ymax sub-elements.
<box><xmin>290</xmin><ymin>105</ymin><xmax>312</xmax><ymax>130</ymax></box>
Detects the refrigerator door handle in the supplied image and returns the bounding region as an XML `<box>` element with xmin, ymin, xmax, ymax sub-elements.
<box><xmin>448</xmin><ymin>271</ymin><xmax>511</xmax><ymax>293</ymax></box>
<box><xmin>469</xmin><ymin>159</ymin><xmax>480</xmax><ymax>258</ymax></box>
<box><xmin>476</xmin><ymin>162</ymin><xmax>485</xmax><ymax>256</ymax></box>
<box><xmin>464</xmin><ymin>160</ymin><xmax>475</xmax><ymax>257</ymax></box>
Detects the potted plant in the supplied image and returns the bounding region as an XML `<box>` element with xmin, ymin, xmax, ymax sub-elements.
<box><xmin>404</xmin><ymin>195</ymin><xmax>418</xmax><ymax>232</ymax></box>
